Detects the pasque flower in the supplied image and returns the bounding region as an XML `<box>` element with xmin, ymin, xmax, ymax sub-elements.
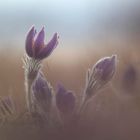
<box><xmin>24</xmin><ymin>25</ymin><xmax>59</xmax><ymax>113</ymax></box>
<box><xmin>84</xmin><ymin>55</ymin><xmax>117</xmax><ymax>99</ymax></box>
<box><xmin>32</xmin><ymin>72</ymin><xmax>52</xmax><ymax>114</ymax></box>
<box><xmin>93</xmin><ymin>55</ymin><xmax>117</xmax><ymax>82</ymax></box>
<box><xmin>56</xmin><ymin>83</ymin><xmax>75</xmax><ymax>114</ymax></box>
<box><xmin>25</xmin><ymin>26</ymin><xmax>59</xmax><ymax>60</ymax></box>
<box><xmin>76</xmin><ymin>55</ymin><xmax>117</xmax><ymax>115</ymax></box>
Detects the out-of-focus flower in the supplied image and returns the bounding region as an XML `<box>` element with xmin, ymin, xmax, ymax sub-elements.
<box><xmin>56</xmin><ymin>83</ymin><xmax>75</xmax><ymax>114</ymax></box>
<box><xmin>122</xmin><ymin>65</ymin><xmax>137</xmax><ymax>91</ymax></box>
<box><xmin>32</xmin><ymin>72</ymin><xmax>52</xmax><ymax>115</ymax></box>
<box><xmin>25</xmin><ymin>26</ymin><xmax>59</xmax><ymax>60</ymax></box>
<box><xmin>84</xmin><ymin>55</ymin><xmax>117</xmax><ymax>99</ymax></box>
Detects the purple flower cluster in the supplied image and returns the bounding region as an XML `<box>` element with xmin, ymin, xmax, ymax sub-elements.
<box><xmin>23</xmin><ymin>25</ymin><xmax>117</xmax><ymax>127</ymax></box>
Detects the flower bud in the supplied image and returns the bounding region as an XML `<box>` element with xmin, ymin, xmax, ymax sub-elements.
<box><xmin>56</xmin><ymin>83</ymin><xmax>75</xmax><ymax>114</ymax></box>
<box><xmin>93</xmin><ymin>55</ymin><xmax>117</xmax><ymax>82</ymax></box>
<box><xmin>85</xmin><ymin>55</ymin><xmax>117</xmax><ymax>99</ymax></box>
<box><xmin>32</xmin><ymin>72</ymin><xmax>52</xmax><ymax>114</ymax></box>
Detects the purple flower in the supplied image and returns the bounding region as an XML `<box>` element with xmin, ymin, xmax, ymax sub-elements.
<box><xmin>122</xmin><ymin>65</ymin><xmax>137</xmax><ymax>91</ymax></box>
<box><xmin>56</xmin><ymin>83</ymin><xmax>75</xmax><ymax>114</ymax></box>
<box><xmin>25</xmin><ymin>26</ymin><xmax>59</xmax><ymax>60</ymax></box>
<box><xmin>84</xmin><ymin>55</ymin><xmax>117</xmax><ymax>99</ymax></box>
<box><xmin>32</xmin><ymin>72</ymin><xmax>52</xmax><ymax>113</ymax></box>
<box><xmin>93</xmin><ymin>55</ymin><xmax>117</xmax><ymax>82</ymax></box>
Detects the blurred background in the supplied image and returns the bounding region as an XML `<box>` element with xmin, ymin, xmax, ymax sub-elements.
<box><xmin>0</xmin><ymin>0</ymin><xmax>140</xmax><ymax>139</ymax></box>
<box><xmin>0</xmin><ymin>0</ymin><xmax>140</xmax><ymax>94</ymax></box>
<box><xmin>1</xmin><ymin>0</ymin><xmax>140</xmax><ymax>47</ymax></box>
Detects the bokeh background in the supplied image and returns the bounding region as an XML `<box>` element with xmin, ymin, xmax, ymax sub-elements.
<box><xmin>0</xmin><ymin>0</ymin><xmax>140</xmax><ymax>139</ymax></box>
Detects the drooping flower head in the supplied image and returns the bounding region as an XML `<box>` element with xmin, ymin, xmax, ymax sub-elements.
<box><xmin>25</xmin><ymin>26</ymin><xmax>59</xmax><ymax>60</ymax></box>
<box><xmin>56</xmin><ymin>83</ymin><xmax>75</xmax><ymax>114</ymax></box>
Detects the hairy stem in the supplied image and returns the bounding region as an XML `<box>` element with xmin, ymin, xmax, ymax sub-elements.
<box><xmin>25</xmin><ymin>78</ymin><xmax>33</xmax><ymax>113</ymax></box>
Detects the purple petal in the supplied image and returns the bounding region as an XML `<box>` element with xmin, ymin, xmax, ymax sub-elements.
<box><xmin>36</xmin><ymin>33</ymin><xmax>58</xmax><ymax>59</ymax></box>
<box><xmin>34</xmin><ymin>27</ymin><xmax>45</xmax><ymax>58</ymax></box>
<box><xmin>101</xmin><ymin>55</ymin><xmax>116</xmax><ymax>81</ymax></box>
<box><xmin>56</xmin><ymin>84</ymin><xmax>75</xmax><ymax>114</ymax></box>
<box><xmin>94</xmin><ymin>55</ymin><xmax>117</xmax><ymax>81</ymax></box>
<box><xmin>57</xmin><ymin>83</ymin><xmax>67</xmax><ymax>95</ymax></box>
<box><xmin>32</xmin><ymin>73</ymin><xmax>52</xmax><ymax>113</ymax></box>
<box><xmin>25</xmin><ymin>26</ymin><xmax>36</xmax><ymax>57</ymax></box>
<box><xmin>64</xmin><ymin>91</ymin><xmax>75</xmax><ymax>113</ymax></box>
<box><xmin>32</xmin><ymin>73</ymin><xmax>52</xmax><ymax>101</ymax></box>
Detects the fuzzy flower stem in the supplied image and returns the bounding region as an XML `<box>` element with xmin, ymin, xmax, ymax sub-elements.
<box><xmin>78</xmin><ymin>99</ymin><xmax>87</xmax><ymax>115</ymax></box>
<box><xmin>23</xmin><ymin>55</ymin><xmax>42</xmax><ymax>113</ymax></box>
<box><xmin>25</xmin><ymin>79</ymin><xmax>33</xmax><ymax>113</ymax></box>
<box><xmin>77</xmin><ymin>94</ymin><xmax>90</xmax><ymax>116</ymax></box>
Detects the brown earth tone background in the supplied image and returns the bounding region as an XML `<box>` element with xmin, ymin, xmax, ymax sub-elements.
<box><xmin>0</xmin><ymin>40</ymin><xmax>140</xmax><ymax>140</ymax></box>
